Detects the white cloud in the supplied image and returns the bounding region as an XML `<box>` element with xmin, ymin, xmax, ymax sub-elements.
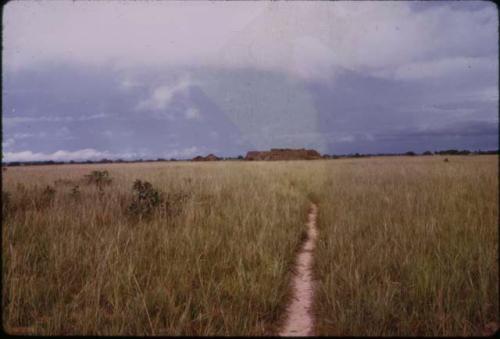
<box><xmin>2</xmin><ymin>148</ymin><xmax>156</xmax><ymax>162</ymax></box>
<box><xmin>185</xmin><ymin>107</ymin><xmax>201</xmax><ymax>121</ymax></box>
<box><xmin>3</xmin><ymin>1</ymin><xmax>267</xmax><ymax>71</ymax></box>
<box><xmin>3</xmin><ymin>148</ymin><xmax>114</xmax><ymax>162</ymax></box>
<box><xmin>2</xmin><ymin>146</ymin><xmax>214</xmax><ymax>162</ymax></box>
<box><xmin>4</xmin><ymin>1</ymin><xmax>496</xmax><ymax>80</ymax></box>
<box><xmin>136</xmin><ymin>76</ymin><xmax>192</xmax><ymax>112</ymax></box>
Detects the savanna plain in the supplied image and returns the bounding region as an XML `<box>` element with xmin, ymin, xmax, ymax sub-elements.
<box><xmin>2</xmin><ymin>156</ymin><xmax>498</xmax><ymax>336</ymax></box>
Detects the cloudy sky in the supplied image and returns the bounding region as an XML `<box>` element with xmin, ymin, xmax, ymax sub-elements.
<box><xmin>2</xmin><ymin>0</ymin><xmax>498</xmax><ymax>161</ymax></box>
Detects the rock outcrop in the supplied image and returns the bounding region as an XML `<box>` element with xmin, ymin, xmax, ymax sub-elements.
<box><xmin>192</xmin><ymin>154</ymin><xmax>220</xmax><ymax>161</ymax></box>
<box><xmin>245</xmin><ymin>148</ymin><xmax>321</xmax><ymax>161</ymax></box>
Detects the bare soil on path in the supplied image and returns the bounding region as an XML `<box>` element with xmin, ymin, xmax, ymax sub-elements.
<box><xmin>279</xmin><ymin>203</ymin><xmax>319</xmax><ymax>337</ymax></box>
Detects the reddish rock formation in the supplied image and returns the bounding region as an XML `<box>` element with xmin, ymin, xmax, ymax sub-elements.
<box><xmin>245</xmin><ymin>148</ymin><xmax>321</xmax><ymax>161</ymax></box>
<box><xmin>192</xmin><ymin>154</ymin><xmax>220</xmax><ymax>161</ymax></box>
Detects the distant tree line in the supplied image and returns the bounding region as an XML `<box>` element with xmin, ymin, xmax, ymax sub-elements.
<box><xmin>2</xmin><ymin>149</ymin><xmax>497</xmax><ymax>167</ymax></box>
<box><xmin>319</xmin><ymin>149</ymin><xmax>497</xmax><ymax>159</ymax></box>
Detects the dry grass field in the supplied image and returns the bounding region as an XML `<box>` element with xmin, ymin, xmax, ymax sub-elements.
<box><xmin>312</xmin><ymin>156</ymin><xmax>499</xmax><ymax>336</ymax></box>
<box><xmin>2</xmin><ymin>155</ymin><xmax>498</xmax><ymax>336</ymax></box>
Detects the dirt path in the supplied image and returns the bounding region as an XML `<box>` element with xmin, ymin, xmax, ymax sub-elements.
<box><xmin>279</xmin><ymin>203</ymin><xmax>318</xmax><ymax>337</ymax></box>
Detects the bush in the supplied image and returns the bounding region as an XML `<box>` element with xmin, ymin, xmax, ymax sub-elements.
<box><xmin>128</xmin><ymin>180</ymin><xmax>161</xmax><ymax>219</ymax></box>
<box><xmin>127</xmin><ymin>180</ymin><xmax>190</xmax><ymax>220</ymax></box>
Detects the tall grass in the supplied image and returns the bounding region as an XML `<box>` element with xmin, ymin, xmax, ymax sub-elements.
<box><xmin>2</xmin><ymin>156</ymin><xmax>498</xmax><ymax>335</ymax></box>
<box><xmin>2</xmin><ymin>161</ymin><xmax>312</xmax><ymax>335</ymax></box>
<box><xmin>312</xmin><ymin>155</ymin><xmax>499</xmax><ymax>336</ymax></box>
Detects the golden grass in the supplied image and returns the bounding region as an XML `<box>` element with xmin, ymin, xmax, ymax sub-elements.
<box><xmin>312</xmin><ymin>155</ymin><xmax>499</xmax><ymax>336</ymax></box>
<box><xmin>2</xmin><ymin>161</ymin><xmax>312</xmax><ymax>335</ymax></box>
<box><xmin>2</xmin><ymin>156</ymin><xmax>498</xmax><ymax>335</ymax></box>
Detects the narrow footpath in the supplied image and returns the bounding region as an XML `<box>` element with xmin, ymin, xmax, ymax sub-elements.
<box><xmin>279</xmin><ymin>203</ymin><xmax>319</xmax><ymax>337</ymax></box>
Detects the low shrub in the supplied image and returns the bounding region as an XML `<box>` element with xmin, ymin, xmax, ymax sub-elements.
<box><xmin>127</xmin><ymin>180</ymin><xmax>190</xmax><ymax>220</ymax></box>
<box><xmin>128</xmin><ymin>180</ymin><xmax>161</xmax><ymax>219</ymax></box>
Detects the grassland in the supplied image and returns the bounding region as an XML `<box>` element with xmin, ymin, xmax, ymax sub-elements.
<box><xmin>2</xmin><ymin>161</ymin><xmax>313</xmax><ymax>335</ymax></box>
<box><xmin>2</xmin><ymin>156</ymin><xmax>498</xmax><ymax>335</ymax></box>
<box><xmin>312</xmin><ymin>156</ymin><xmax>499</xmax><ymax>336</ymax></box>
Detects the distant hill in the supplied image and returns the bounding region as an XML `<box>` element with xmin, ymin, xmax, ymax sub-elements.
<box><xmin>245</xmin><ymin>148</ymin><xmax>321</xmax><ymax>161</ymax></box>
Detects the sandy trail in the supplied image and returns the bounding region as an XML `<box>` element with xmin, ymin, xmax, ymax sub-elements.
<box><xmin>279</xmin><ymin>203</ymin><xmax>318</xmax><ymax>337</ymax></box>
